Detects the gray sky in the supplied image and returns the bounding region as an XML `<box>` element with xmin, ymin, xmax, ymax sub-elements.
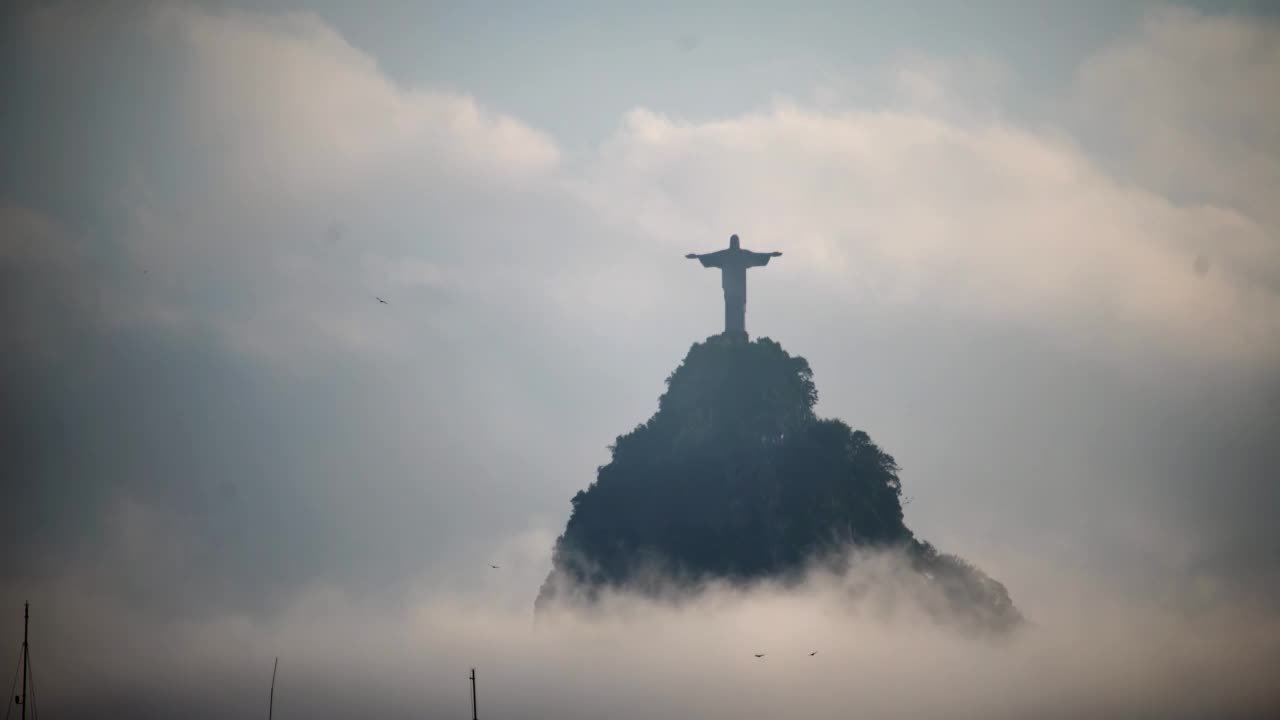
<box><xmin>1</xmin><ymin>1</ymin><xmax>1278</xmax><ymax>716</ymax></box>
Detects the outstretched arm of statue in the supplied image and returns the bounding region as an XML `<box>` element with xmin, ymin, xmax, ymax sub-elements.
<box><xmin>685</xmin><ymin>253</ymin><xmax>699</xmax><ymax>259</ymax></box>
<box><xmin>771</xmin><ymin>251</ymin><xmax>782</xmax><ymax>257</ymax></box>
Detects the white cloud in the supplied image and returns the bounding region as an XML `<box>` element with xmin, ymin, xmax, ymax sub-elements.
<box><xmin>159</xmin><ymin>6</ymin><xmax>560</xmax><ymax>199</ymax></box>
<box><xmin>1074</xmin><ymin>7</ymin><xmax>1280</xmax><ymax>226</ymax></box>
<box><xmin>12</xmin><ymin>3</ymin><xmax>572</xmax><ymax>368</ymax></box>
<box><xmin>10</xmin><ymin>544</ymin><xmax>1280</xmax><ymax>718</ymax></box>
<box><xmin>15</xmin><ymin>4</ymin><xmax>1277</xmax><ymax>371</ymax></box>
<box><xmin>576</xmin><ymin>94</ymin><xmax>1278</xmax><ymax>366</ymax></box>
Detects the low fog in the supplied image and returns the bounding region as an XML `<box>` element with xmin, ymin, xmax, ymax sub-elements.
<box><xmin>6</xmin><ymin>546</ymin><xmax>1279</xmax><ymax>719</ymax></box>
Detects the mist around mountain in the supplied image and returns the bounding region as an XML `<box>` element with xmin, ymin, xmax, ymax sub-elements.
<box><xmin>536</xmin><ymin>335</ymin><xmax>1022</xmax><ymax>632</ymax></box>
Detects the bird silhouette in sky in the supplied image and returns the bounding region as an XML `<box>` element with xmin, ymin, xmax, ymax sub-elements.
<box><xmin>754</xmin><ymin>654</ymin><xmax>765</xmax><ymax>658</ymax></box>
<box><xmin>809</xmin><ymin>651</ymin><xmax>818</xmax><ymax>656</ymax></box>
<box><xmin>490</xmin><ymin>565</ymin><xmax>500</xmax><ymax>569</ymax></box>
<box><xmin>376</xmin><ymin>296</ymin><xmax>388</xmax><ymax>305</ymax></box>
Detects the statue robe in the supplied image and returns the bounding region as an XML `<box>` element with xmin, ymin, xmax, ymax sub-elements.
<box><xmin>695</xmin><ymin>248</ymin><xmax>777</xmax><ymax>336</ymax></box>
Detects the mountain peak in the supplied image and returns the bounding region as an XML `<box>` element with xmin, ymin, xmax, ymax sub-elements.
<box><xmin>536</xmin><ymin>336</ymin><xmax>1021</xmax><ymax>632</ymax></box>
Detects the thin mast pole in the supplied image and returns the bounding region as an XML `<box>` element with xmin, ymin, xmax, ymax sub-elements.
<box><xmin>19</xmin><ymin>603</ymin><xmax>27</xmax><ymax>720</ymax></box>
<box><xmin>470</xmin><ymin>668</ymin><xmax>477</xmax><ymax>720</ymax></box>
<box><xmin>268</xmin><ymin>657</ymin><xmax>278</xmax><ymax>720</ymax></box>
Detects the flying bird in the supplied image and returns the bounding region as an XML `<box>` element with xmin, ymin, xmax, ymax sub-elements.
<box><xmin>754</xmin><ymin>654</ymin><xmax>765</xmax><ymax>658</ymax></box>
<box><xmin>809</xmin><ymin>651</ymin><xmax>818</xmax><ymax>656</ymax></box>
<box><xmin>376</xmin><ymin>296</ymin><xmax>389</xmax><ymax>305</ymax></box>
<box><xmin>490</xmin><ymin>565</ymin><xmax>500</xmax><ymax>569</ymax></box>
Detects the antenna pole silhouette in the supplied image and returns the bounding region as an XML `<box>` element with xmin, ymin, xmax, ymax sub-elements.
<box><xmin>470</xmin><ymin>668</ymin><xmax>478</xmax><ymax>720</ymax></box>
<box><xmin>268</xmin><ymin>656</ymin><xmax>278</xmax><ymax>720</ymax></box>
<box><xmin>19</xmin><ymin>603</ymin><xmax>28</xmax><ymax>720</ymax></box>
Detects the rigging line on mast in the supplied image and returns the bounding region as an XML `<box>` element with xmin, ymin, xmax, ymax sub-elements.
<box><xmin>5</xmin><ymin>644</ymin><xmax>21</xmax><ymax>720</ymax></box>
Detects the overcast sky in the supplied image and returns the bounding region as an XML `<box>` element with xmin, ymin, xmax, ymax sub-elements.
<box><xmin>1</xmin><ymin>1</ymin><xmax>1278</xmax><ymax>717</ymax></box>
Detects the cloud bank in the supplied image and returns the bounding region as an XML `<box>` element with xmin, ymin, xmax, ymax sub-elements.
<box><xmin>6</xmin><ymin>547</ymin><xmax>1280</xmax><ymax>719</ymax></box>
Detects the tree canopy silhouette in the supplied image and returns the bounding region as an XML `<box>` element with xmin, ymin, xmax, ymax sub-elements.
<box><xmin>536</xmin><ymin>335</ymin><xmax>1021</xmax><ymax>631</ymax></box>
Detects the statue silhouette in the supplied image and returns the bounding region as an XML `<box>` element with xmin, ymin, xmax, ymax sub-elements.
<box><xmin>686</xmin><ymin>234</ymin><xmax>782</xmax><ymax>338</ymax></box>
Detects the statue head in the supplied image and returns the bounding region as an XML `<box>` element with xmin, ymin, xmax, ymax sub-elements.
<box><xmin>729</xmin><ymin>234</ymin><xmax>740</xmax><ymax>249</ymax></box>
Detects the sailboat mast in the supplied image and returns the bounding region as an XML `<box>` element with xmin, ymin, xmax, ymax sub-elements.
<box><xmin>20</xmin><ymin>603</ymin><xmax>28</xmax><ymax>720</ymax></box>
<box><xmin>268</xmin><ymin>656</ymin><xmax>278</xmax><ymax>720</ymax></box>
<box><xmin>470</xmin><ymin>667</ymin><xmax>478</xmax><ymax>720</ymax></box>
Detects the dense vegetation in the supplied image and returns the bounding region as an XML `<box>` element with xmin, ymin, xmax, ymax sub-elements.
<box><xmin>536</xmin><ymin>335</ymin><xmax>1021</xmax><ymax>631</ymax></box>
